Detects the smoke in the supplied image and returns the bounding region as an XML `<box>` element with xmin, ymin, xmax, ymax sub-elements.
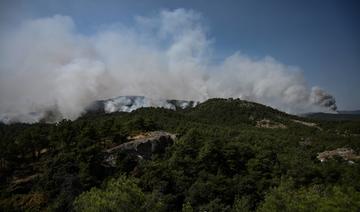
<box><xmin>104</xmin><ymin>96</ymin><xmax>177</xmax><ymax>113</ymax></box>
<box><xmin>99</xmin><ymin>96</ymin><xmax>198</xmax><ymax>113</ymax></box>
<box><xmin>0</xmin><ymin>9</ymin><xmax>337</xmax><ymax>123</ymax></box>
<box><xmin>310</xmin><ymin>87</ymin><xmax>337</xmax><ymax>111</ymax></box>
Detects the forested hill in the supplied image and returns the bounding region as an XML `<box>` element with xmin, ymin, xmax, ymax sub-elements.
<box><xmin>1</xmin><ymin>98</ymin><xmax>360</xmax><ymax>211</ymax></box>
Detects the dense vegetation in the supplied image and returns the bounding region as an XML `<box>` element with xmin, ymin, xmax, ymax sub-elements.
<box><xmin>1</xmin><ymin>98</ymin><xmax>359</xmax><ymax>211</ymax></box>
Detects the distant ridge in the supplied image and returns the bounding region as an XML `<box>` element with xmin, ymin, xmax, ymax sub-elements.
<box><xmin>338</xmin><ymin>110</ymin><xmax>360</xmax><ymax>115</ymax></box>
<box><xmin>304</xmin><ymin>110</ymin><xmax>360</xmax><ymax>121</ymax></box>
<box><xmin>0</xmin><ymin>96</ymin><xmax>199</xmax><ymax>124</ymax></box>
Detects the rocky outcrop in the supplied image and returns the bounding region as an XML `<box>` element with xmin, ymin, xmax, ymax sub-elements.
<box><xmin>256</xmin><ymin>119</ymin><xmax>287</xmax><ymax>129</ymax></box>
<box><xmin>317</xmin><ymin>148</ymin><xmax>360</xmax><ymax>162</ymax></box>
<box><xmin>104</xmin><ymin>131</ymin><xmax>176</xmax><ymax>166</ymax></box>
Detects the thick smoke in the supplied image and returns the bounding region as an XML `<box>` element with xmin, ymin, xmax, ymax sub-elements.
<box><xmin>0</xmin><ymin>9</ymin><xmax>337</xmax><ymax>123</ymax></box>
<box><xmin>310</xmin><ymin>87</ymin><xmax>337</xmax><ymax>111</ymax></box>
<box><xmin>98</xmin><ymin>96</ymin><xmax>198</xmax><ymax>113</ymax></box>
<box><xmin>104</xmin><ymin>96</ymin><xmax>177</xmax><ymax>113</ymax></box>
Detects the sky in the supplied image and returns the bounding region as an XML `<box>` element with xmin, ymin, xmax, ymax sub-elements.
<box><xmin>0</xmin><ymin>0</ymin><xmax>359</xmax><ymax>121</ymax></box>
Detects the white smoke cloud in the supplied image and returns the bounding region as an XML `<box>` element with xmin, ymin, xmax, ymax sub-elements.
<box><xmin>0</xmin><ymin>9</ymin><xmax>336</xmax><ymax>123</ymax></box>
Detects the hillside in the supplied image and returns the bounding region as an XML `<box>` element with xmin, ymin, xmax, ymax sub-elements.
<box><xmin>0</xmin><ymin>98</ymin><xmax>360</xmax><ymax>211</ymax></box>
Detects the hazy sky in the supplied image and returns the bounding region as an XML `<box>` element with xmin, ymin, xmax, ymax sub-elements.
<box><xmin>1</xmin><ymin>0</ymin><xmax>359</xmax><ymax>110</ymax></box>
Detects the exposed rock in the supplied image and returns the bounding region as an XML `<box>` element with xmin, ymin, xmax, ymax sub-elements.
<box><xmin>317</xmin><ymin>148</ymin><xmax>360</xmax><ymax>162</ymax></box>
<box><xmin>104</xmin><ymin>131</ymin><xmax>176</xmax><ymax>166</ymax></box>
<box><xmin>256</xmin><ymin>119</ymin><xmax>287</xmax><ymax>129</ymax></box>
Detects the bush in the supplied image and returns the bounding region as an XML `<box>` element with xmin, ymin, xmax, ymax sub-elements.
<box><xmin>73</xmin><ymin>175</ymin><xmax>164</xmax><ymax>212</ymax></box>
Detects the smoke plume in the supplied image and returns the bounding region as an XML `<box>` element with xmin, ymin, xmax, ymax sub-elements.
<box><xmin>0</xmin><ymin>9</ymin><xmax>337</xmax><ymax>123</ymax></box>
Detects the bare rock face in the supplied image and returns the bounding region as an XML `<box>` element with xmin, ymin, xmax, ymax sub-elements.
<box><xmin>104</xmin><ymin>131</ymin><xmax>176</xmax><ymax>166</ymax></box>
<box><xmin>256</xmin><ymin>119</ymin><xmax>287</xmax><ymax>129</ymax></box>
<box><xmin>317</xmin><ymin>148</ymin><xmax>360</xmax><ymax>162</ymax></box>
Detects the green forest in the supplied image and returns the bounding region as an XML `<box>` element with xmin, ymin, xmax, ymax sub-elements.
<box><xmin>1</xmin><ymin>98</ymin><xmax>360</xmax><ymax>211</ymax></box>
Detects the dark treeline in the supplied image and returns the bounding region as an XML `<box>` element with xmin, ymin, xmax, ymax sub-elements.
<box><xmin>0</xmin><ymin>98</ymin><xmax>360</xmax><ymax>211</ymax></box>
